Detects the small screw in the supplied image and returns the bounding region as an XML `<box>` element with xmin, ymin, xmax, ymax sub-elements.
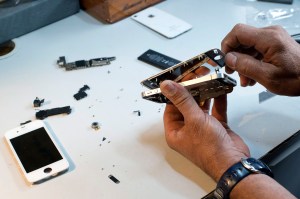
<box><xmin>91</xmin><ymin>122</ymin><xmax>100</xmax><ymax>130</ymax></box>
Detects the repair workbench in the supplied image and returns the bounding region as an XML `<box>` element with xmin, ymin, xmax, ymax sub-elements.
<box><xmin>1</xmin><ymin>0</ymin><xmax>300</xmax><ymax>198</ymax></box>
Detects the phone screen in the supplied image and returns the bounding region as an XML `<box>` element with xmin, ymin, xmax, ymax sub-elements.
<box><xmin>9</xmin><ymin>127</ymin><xmax>63</xmax><ymax>173</ymax></box>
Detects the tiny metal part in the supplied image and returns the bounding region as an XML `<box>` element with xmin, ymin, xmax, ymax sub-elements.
<box><xmin>133</xmin><ymin>110</ymin><xmax>141</xmax><ymax>116</ymax></box>
<box><xmin>57</xmin><ymin>56</ymin><xmax>66</xmax><ymax>67</ymax></box>
<box><xmin>57</xmin><ymin>56</ymin><xmax>116</xmax><ymax>71</ymax></box>
<box><xmin>33</xmin><ymin>97</ymin><xmax>45</xmax><ymax>107</ymax></box>
<box><xmin>91</xmin><ymin>122</ymin><xmax>100</xmax><ymax>130</ymax></box>
<box><xmin>35</xmin><ymin>106</ymin><xmax>71</xmax><ymax>120</ymax></box>
<box><xmin>108</xmin><ymin>175</ymin><xmax>120</xmax><ymax>184</ymax></box>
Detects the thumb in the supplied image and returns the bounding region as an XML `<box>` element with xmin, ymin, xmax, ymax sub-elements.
<box><xmin>225</xmin><ymin>52</ymin><xmax>271</xmax><ymax>84</ymax></box>
<box><xmin>160</xmin><ymin>80</ymin><xmax>203</xmax><ymax>118</ymax></box>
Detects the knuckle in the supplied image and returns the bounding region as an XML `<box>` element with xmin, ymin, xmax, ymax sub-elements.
<box><xmin>233</xmin><ymin>23</ymin><xmax>244</xmax><ymax>31</ymax></box>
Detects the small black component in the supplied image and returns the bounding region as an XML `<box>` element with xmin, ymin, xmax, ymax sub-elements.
<box><xmin>20</xmin><ymin>120</ymin><xmax>32</xmax><ymax>125</ymax></box>
<box><xmin>74</xmin><ymin>92</ymin><xmax>87</xmax><ymax>100</ymax></box>
<box><xmin>57</xmin><ymin>56</ymin><xmax>66</xmax><ymax>66</ymax></box>
<box><xmin>57</xmin><ymin>56</ymin><xmax>116</xmax><ymax>71</ymax></box>
<box><xmin>138</xmin><ymin>49</ymin><xmax>181</xmax><ymax>70</ymax></box>
<box><xmin>108</xmin><ymin>175</ymin><xmax>120</xmax><ymax>184</ymax></box>
<box><xmin>35</xmin><ymin>106</ymin><xmax>72</xmax><ymax>120</ymax></box>
<box><xmin>74</xmin><ymin>85</ymin><xmax>90</xmax><ymax>100</ymax></box>
<box><xmin>79</xmin><ymin>85</ymin><xmax>90</xmax><ymax>92</ymax></box>
<box><xmin>33</xmin><ymin>97</ymin><xmax>45</xmax><ymax>107</ymax></box>
<box><xmin>133</xmin><ymin>110</ymin><xmax>141</xmax><ymax>116</ymax></box>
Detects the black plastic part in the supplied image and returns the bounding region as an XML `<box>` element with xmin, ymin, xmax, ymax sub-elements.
<box><xmin>35</xmin><ymin>106</ymin><xmax>71</xmax><ymax>120</ymax></box>
<box><xmin>204</xmin><ymin>48</ymin><xmax>226</xmax><ymax>68</ymax></box>
<box><xmin>20</xmin><ymin>120</ymin><xmax>32</xmax><ymax>126</ymax></box>
<box><xmin>74</xmin><ymin>92</ymin><xmax>87</xmax><ymax>100</ymax></box>
<box><xmin>74</xmin><ymin>85</ymin><xmax>90</xmax><ymax>100</ymax></box>
<box><xmin>108</xmin><ymin>175</ymin><xmax>120</xmax><ymax>184</ymax></box>
<box><xmin>75</xmin><ymin>60</ymin><xmax>86</xmax><ymax>67</ymax></box>
<box><xmin>79</xmin><ymin>85</ymin><xmax>90</xmax><ymax>92</ymax></box>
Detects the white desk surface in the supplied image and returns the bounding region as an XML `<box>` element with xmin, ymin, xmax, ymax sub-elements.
<box><xmin>1</xmin><ymin>0</ymin><xmax>300</xmax><ymax>198</ymax></box>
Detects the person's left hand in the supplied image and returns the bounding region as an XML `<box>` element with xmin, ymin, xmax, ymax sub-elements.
<box><xmin>160</xmin><ymin>74</ymin><xmax>250</xmax><ymax>181</ymax></box>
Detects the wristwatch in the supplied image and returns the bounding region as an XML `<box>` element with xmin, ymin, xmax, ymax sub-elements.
<box><xmin>213</xmin><ymin>157</ymin><xmax>273</xmax><ymax>199</ymax></box>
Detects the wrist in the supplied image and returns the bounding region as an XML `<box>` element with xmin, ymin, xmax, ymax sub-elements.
<box><xmin>211</xmin><ymin>153</ymin><xmax>249</xmax><ymax>182</ymax></box>
<box><xmin>213</xmin><ymin>157</ymin><xmax>273</xmax><ymax>199</ymax></box>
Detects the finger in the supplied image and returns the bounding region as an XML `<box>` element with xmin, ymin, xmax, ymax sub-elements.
<box><xmin>160</xmin><ymin>80</ymin><xmax>203</xmax><ymax>119</ymax></box>
<box><xmin>212</xmin><ymin>95</ymin><xmax>227</xmax><ymax>123</ymax></box>
<box><xmin>249</xmin><ymin>79</ymin><xmax>257</xmax><ymax>86</ymax></box>
<box><xmin>225</xmin><ymin>52</ymin><xmax>275</xmax><ymax>85</ymax></box>
<box><xmin>163</xmin><ymin>104</ymin><xmax>184</xmax><ymax>132</ymax></box>
<box><xmin>221</xmin><ymin>24</ymin><xmax>261</xmax><ymax>53</ymax></box>
<box><xmin>239</xmin><ymin>75</ymin><xmax>251</xmax><ymax>87</ymax></box>
<box><xmin>225</xmin><ymin>66</ymin><xmax>234</xmax><ymax>74</ymax></box>
<box><xmin>164</xmin><ymin>104</ymin><xmax>184</xmax><ymax>122</ymax></box>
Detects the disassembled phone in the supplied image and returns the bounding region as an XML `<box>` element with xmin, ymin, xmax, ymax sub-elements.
<box><xmin>141</xmin><ymin>48</ymin><xmax>237</xmax><ymax>103</ymax></box>
<box><xmin>4</xmin><ymin>120</ymin><xmax>69</xmax><ymax>184</ymax></box>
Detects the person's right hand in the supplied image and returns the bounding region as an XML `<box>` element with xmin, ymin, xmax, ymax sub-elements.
<box><xmin>221</xmin><ymin>24</ymin><xmax>300</xmax><ymax>96</ymax></box>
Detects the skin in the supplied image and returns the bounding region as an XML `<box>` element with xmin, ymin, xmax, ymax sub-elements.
<box><xmin>160</xmin><ymin>24</ymin><xmax>300</xmax><ymax>198</ymax></box>
<box><xmin>222</xmin><ymin>24</ymin><xmax>300</xmax><ymax>96</ymax></box>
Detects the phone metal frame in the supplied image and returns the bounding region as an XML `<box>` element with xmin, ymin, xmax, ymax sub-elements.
<box><xmin>142</xmin><ymin>72</ymin><xmax>236</xmax><ymax>103</ymax></box>
<box><xmin>141</xmin><ymin>48</ymin><xmax>236</xmax><ymax>103</ymax></box>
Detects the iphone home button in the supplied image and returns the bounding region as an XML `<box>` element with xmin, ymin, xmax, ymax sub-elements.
<box><xmin>44</xmin><ymin>168</ymin><xmax>52</xmax><ymax>173</ymax></box>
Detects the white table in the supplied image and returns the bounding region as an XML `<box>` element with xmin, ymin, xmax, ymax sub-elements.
<box><xmin>0</xmin><ymin>0</ymin><xmax>300</xmax><ymax>198</ymax></box>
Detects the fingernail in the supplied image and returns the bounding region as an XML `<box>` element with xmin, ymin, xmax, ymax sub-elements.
<box><xmin>161</xmin><ymin>81</ymin><xmax>176</xmax><ymax>97</ymax></box>
<box><xmin>226</xmin><ymin>53</ymin><xmax>237</xmax><ymax>69</ymax></box>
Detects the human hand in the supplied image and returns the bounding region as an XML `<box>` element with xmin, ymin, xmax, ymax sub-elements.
<box><xmin>160</xmin><ymin>80</ymin><xmax>250</xmax><ymax>181</ymax></box>
<box><xmin>222</xmin><ymin>24</ymin><xmax>300</xmax><ymax>96</ymax></box>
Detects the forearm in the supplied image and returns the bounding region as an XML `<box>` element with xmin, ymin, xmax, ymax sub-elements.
<box><xmin>230</xmin><ymin>174</ymin><xmax>296</xmax><ymax>199</ymax></box>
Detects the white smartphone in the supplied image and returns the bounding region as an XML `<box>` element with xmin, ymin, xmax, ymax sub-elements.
<box><xmin>131</xmin><ymin>7</ymin><xmax>192</xmax><ymax>39</ymax></box>
<box><xmin>4</xmin><ymin>120</ymin><xmax>69</xmax><ymax>184</ymax></box>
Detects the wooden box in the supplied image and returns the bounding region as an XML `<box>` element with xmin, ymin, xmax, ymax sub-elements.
<box><xmin>80</xmin><ymin>0</ymin><xmax>164</xmax><ymax>23</ymax></box>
